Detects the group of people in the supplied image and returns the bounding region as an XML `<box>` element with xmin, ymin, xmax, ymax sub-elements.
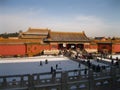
<box><xmin>39</xmin><ymin>59</ymin><xmax>48</xmax><ymax>66</ymax></box>
<box><xmin>39</xmin><ymin>59</ymin><xmax>59</xmax><ymax>75</ymax></box>
<box><xmin>111</xmin><ymin>59</ymin><xmax>119</xmax><ymax>68</ymax></box>
<box><xmin>50</xmin><ymin>63</ymin><xmax>61</xmax><ymax>77</ymax></box>
<box><xmin>39</xmin><ymin>56</ymin><xmax>119</xmax><ymax>76</ymax></box>
<box><xmin>83</xmin><ymin>60</ymin><xmax>106</xmax><ymax>72</ymax></box>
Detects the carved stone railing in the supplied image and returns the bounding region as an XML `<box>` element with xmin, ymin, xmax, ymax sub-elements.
<box><xmin>0</xmin><ymin>67</ymin><xmax>120</xmax><ymax>90</ymax></box>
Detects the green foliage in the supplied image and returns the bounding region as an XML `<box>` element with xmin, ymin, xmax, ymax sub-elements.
<box><xmin>0</xmin><ymin>32</ymin><xmax>19</xmax><ymax>38</ymax></box>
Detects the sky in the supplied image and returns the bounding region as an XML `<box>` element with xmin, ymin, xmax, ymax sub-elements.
<box><xmin>0</xmin><ymin>0</ymin><xmax>120</xmax><ymax>37</ymax></box>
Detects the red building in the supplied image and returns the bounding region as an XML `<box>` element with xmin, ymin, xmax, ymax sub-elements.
<box><xmin>95</xmin><ymin>37</ymin><xmax>120</xmax><ymax>54</ymax></box>
<box><xmin>97</xmin><ymin>41</ymin><xmax>120</xmax><ymax>54</ymax></box>
<box><xmin>44</xmin><ymin>31</ymin><xmax>90</xmax><ymax>50</ymax></box>
<box><xmin>0</xmin><ymin>28</ymin><xmax>120</xmax><ymax>57</ymax></box>
<box><xmin>0</xmin><ymin>28</ymin><xmax>91</xmax><ymax>57</ymax></box>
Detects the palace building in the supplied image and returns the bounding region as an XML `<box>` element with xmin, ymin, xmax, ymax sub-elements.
<box><xmin>0</xmin><ymin>28</ymin><xmax>120</xmax><ymax>57</ymax></box>
<box><xmin>0</xmin><ymin>28</ymin><xmax>91</xmax><ymax>57</ymax></box>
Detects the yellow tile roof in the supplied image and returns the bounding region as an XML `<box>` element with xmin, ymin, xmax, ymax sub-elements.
<box><xmin>47</xmin><ymin>31</ymin><xmax>90</xmax><ymax>42</ymax></box>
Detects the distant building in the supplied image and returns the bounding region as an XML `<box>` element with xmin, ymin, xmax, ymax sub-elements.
<box><xmin>97</xmin><ymin>40</ymin><xmax>120</xmax><ymax>54</ymax></box>
<box><xmin>94</xmin><ymin>37</ymin><xmax>107</xmax><ymax>41</ymax></box>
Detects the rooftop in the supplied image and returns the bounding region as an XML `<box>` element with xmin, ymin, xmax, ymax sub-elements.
<box><xmin>22</xmin><ymin>28</ymin><xmax>50</xmax><ymax>35</ymax></box>
<box><xmin>46</xmin><ymin>31</ymin><xmax>90</xmax><ymax>42</ymax></box>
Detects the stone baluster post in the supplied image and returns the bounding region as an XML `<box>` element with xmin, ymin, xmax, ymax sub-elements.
<box><xmin>3</xmin><ymin>77</ymin><xmax>7</xmax><ymax>88</ymax></box>
<box><xmin>28</xmin><ymin>74</ymin><xmax>34</xmax><ymax>90</ymax></box>
<box><xmin>20</xmin><ymin>75</ymin><xmax>24</xmax><ymax>87</ymax></box>
<box><xmin>110</xmin><ymin>66</ymin><xmax>117</xmax><ymax>90</ymax></box>
<box><xmin>36</xmin><ymin>74</ymin><xmax>40</xmax><ymax>85</ymax></box>
<box><xmin>78</xmin><ymin>69</ymin><xmax>81</xmax><ymax>79</ymax></box>
<box><xmin>52</xmin><ymin>71</ymin><xmax>56</xmax><ymax>83</ymax></box>
<box><xmin>61</xmin><ymin>71</ymin><xmax>68</xmax><ymax>90</ymax></box>
<box><xmin>88</xmin><ymin>69</ymin><xmax>94</xmax><ymax>90</ymax></box>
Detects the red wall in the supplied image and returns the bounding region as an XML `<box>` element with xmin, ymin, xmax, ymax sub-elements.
<box><xmin>0</xmin><ymin>44</ymin><xmax>51</xmax><ymax>57</ymax></box>
<box><xmin>26</xmin><ymin>44</ymin><xmax>50</xmax><ymax>56</ymax></box>
<box><xmin>98</xmin><ymin>44</ymin><xmax>111</xmax><ymax>53</ymax></box>
<box><xmin>27</xmin><ymin>44</ymin><xmax>40</xmax><ymax>55</ymax></box>
<box><xmin>112</xmin><ymin>44</ymin><xmax>120</xmax><ymax>53</ymax></box>
<box><xmin>84</xmin><ymin>44</ymin><xmax>97</xmax><ymax>49</ymax></box>
<box><xmin>1</xmin><ymin>43</ymin><xmax>120</xmax><ymax>56</ymax></box>
<box><xmin>90</xmin><ymin>44</ymin><xmax>97</xmax><ymax>49</ymax></box>
<box><xmin>0</xmin><ymin>44</ymin><xmax>26</xmax><ymax>56</ymax></box>
<box><xmin>41</xmin><ymin>45</ymin><xmax>51</xmax><ymax>50</ymax></box>
<box><xmin>50</xmin><ymin>44</ymin><xmax>58</xmax><ymax>49</ymax></box>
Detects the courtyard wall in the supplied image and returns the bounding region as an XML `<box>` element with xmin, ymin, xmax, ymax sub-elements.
<box><xmin>0</xmin><ymin>44</ymin><xmax>26</xmax><ymax>57</ymax></box>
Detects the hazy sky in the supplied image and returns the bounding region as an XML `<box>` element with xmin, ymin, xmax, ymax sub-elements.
<box><xmin>0</xmin><ymin>0</ymin><xmax>120</xmax><ymax>37</ymax></box>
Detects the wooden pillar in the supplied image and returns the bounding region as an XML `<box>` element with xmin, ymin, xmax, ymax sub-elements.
<box><xmin>66</xmin><ymin>44</ymin><xmax>68</xmax><ymax>49</ymax></box>
<box><xmin>75</xmin><ymin>44</ymin><xmax>78</xmax><ymax>50</ymax></box>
